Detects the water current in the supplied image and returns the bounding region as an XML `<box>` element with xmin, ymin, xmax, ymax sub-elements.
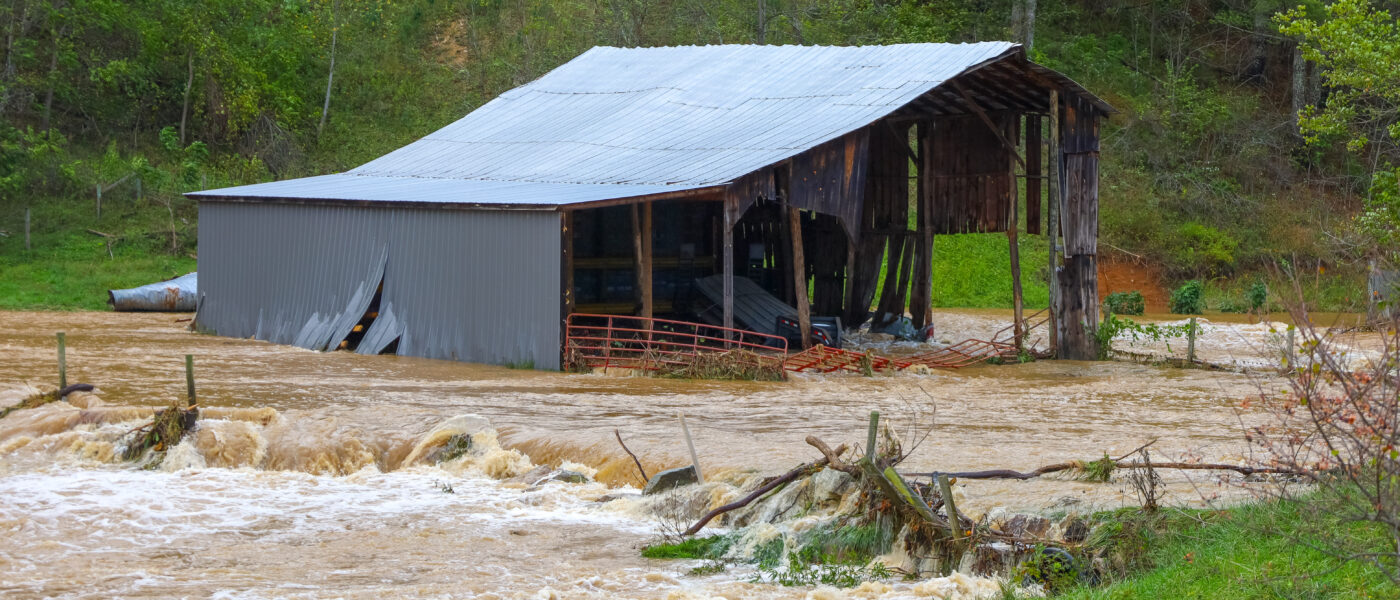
<box><xmin>0</xmin><ymin>309</ymin><xmax>1346</xmax><ymax>598</ymax></box>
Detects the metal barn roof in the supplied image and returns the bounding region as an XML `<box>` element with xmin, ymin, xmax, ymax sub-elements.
<box><xmin>192</xmin><ymin>42</ymin><xmax>1104</xmax><ymax>209</ymax></box>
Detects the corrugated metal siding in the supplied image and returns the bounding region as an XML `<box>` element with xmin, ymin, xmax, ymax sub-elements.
<box><xmin>198</xmin><ymin>202</ymin><xmax>562</xmax><ymax>369</ymax></box>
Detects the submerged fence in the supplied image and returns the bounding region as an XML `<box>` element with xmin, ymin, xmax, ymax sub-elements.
<box><xmin>564</xmin><ymin>313</ymin><xmax>788</xmax><ymax>371</ymax></box>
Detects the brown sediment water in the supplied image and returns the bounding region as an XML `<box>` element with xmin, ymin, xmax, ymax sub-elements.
<box><xmin>1</xmin><ymin>310</ymin><xmax>1285</xmax><ymax>599</ymax></box>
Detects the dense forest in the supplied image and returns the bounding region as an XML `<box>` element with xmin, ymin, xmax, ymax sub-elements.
<box><xmin>0</xmin><ymin>0</ymin><xmax>1396</xmax><ymax>310</ymax></box>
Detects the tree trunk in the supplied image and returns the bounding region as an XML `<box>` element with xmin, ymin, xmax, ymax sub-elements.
<box><xmin>180</xmin><ymin>51</ymin><xmax>193</xmax><ymax>145</ymax></box>
<box><xmin>0</xmin><ymin>0</ymin><xmax>27</xmax><ymax>116</ymax></box>
<box><xmin>317</xmin><ymin>0</ymin><xmax>339</xmax><ymax>142</ymax></box>
<box><xmin>1010</xmin><ymin>0</ymin><xmax>1036</xmax><ymax>50</ymax></box>
<box><xmin>40</xmin><ymin>25</ymin><xmax>60</xmax><ymax>131</ymax></box>
<box><xmin>757</xmin><ymin>0</ymin><xmax>765</xmax><ymax>44</ymax></box>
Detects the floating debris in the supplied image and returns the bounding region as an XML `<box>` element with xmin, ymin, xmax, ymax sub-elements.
<box><xmin>0</xmin><ymin>384</ymin><xmax>95</xmax><ymax>419</ymax></box>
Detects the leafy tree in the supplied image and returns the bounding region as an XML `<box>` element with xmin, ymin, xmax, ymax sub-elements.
<box><xmin>1278</xmin><ymin>0</ymin><xmax>1400</xmax><ymax>258</ymax></box>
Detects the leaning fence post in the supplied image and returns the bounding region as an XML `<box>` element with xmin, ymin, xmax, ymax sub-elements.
<box><xmin>938</xmin><ymin>474</ymin><xmax>964</xmax><ymax>544</ymax></box>
<box><xmin>1187</xmin><ymin>317</ymin><xmax>1197</xmax><ymax>363</ymax></box>
<box><xmin>866</xmin><ymin>411</ymin><xmax>880</xmax><ymax>460</ymax></box>
<box><xmin>679</xmin><ymin>412</ymin><xmax>703</xmax><ymax>484</ymax></box>
<box><xmin>56</xmin><ymin>332</ymin><xmax>67</xmax><ymax>389</ymax></box>
<box><xmin>185</xmin><ymin>354</ymin><xmax>196</xmax><ymax>408</ymax></box>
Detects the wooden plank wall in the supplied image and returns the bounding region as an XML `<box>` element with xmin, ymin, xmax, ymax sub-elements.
<box><xmin>790</xmin><ymin>129</ymin><xmax>870</xmax><ymax>241</ymax></box>
<box><xmin>925</xmin><ymin>114</ymin><xmax>1015</xmax><ymax>235</ymax></box>
<box><xmin>1056</xmin><ymin>95</ymin><xmax>1102</xmax><ymax>360</ymax></box>
<box><xmin>847</xmin><ymin>122</ymin><xmax>910</xmax><ymax>328</ymax></box>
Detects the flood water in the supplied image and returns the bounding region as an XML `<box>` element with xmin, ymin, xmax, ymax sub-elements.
<box><xmin>0</xmin><ymin>310</ymin><xmax>1296</xmax><ymax>598</ymax></box>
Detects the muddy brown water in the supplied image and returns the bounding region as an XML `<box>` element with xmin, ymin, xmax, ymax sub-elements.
<box><xmin>0</xmin><ymin>310</ymin><xmax>1279</xmax><ymax>599</ymax></box>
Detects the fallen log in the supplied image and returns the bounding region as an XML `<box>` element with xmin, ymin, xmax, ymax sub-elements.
<box><xmin>682</xmin><ymin>443</ymin><xmax>846</xmax><ymax>536</ymax></box>
<box><xmin>904</xmin><ymin>461</ymin><xmax>1303</xmax><ymax>481</ymax></box>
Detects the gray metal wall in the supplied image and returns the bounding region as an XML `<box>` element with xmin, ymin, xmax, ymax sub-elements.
<box><xmin>198</xmin><ymin>202</ymin><xmax>562</xmax><ymax>369</ymax></box>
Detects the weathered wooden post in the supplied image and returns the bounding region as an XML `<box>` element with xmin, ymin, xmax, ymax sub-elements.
<box><xmin>1187</xmin><ymin>317</ymin><xmax>1197</xmax><ymax>363</ymax></box>
<box><xmin>56</xmin><ymin>332</ymin><xmax>67</xmax><ymax>389</ymax></box>
<box><xmin>1008</xmin><ymin>159</ymin><xmax>1025</xmax><ymax>353</ymax></box>
<box><xmin>789</xmin><ymin>205</ymin><xmax>812</xmax><ymax>349</ymax></box>
<box><xmin>1285</xmin><ymin>327</ymin><xmax>1296</xmax><ymax>370</ymax></box>
<box><xmin>679</xmin><ymin>412</ymin><xmax>703</xmax><ymax>484</ymax></box>
<box><xmin>1046</xmin><ymin>91</ymin><xmax>1061</xmax><ymax>356</ymax></box>
<box><xmin>866</xmin><ymin>410</ymin><xmax>880</xmax><ymax>460</ymax></box>
<box><xmin>937</xmin><ymin>474</ymin><xmax>965</xmax><ymax>544</ymax></box>
<box><xmin>95</xmin><ymin>184</ymin><xmax>102</xmax><ymax>219</ymax></box>
<box><xmin>185</xmin><ymin>354</ymin><xmax>196</xmax><ymax>407</ymax></box>
<box><xmin>24</xmin><ymin>207</ymin><xmax>31</xmax><ymax>251</ymax></box>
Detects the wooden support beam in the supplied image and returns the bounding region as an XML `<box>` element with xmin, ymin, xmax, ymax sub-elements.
<box><xmin>789</xmin><ymin>206</ymin><xmax>813</xmax><ymax>349</ymax></box>
<box><xmin>911</xmin><ymin>121</ymin><xmax>933</xmax><ymax>331</ymax></box>
<box><xmin>1047</xmin><ymin>91</ymin><xmax>1061</xmax><ymax>355</ymax></box>
<box><xmin>722</xmin><ymin>196</ymin><xmax>735</xmax><ymax>335</ymax></box>
<box><xmin>560</xmin><ymin>211</ymin><xmax>574</xmax><ymax>364</ymax></box>
<box><xmin>883</xmin><ymin>119</ymin><xmax>919</xmax><ymax>165</ymax></box>
<box><xmin>639</xmin><ymin>203</ymin><xmax>654</xmax><ymax>321</ymax></box>
<box><xmin>950</xmin><ymin>80</ymin><xmax>1026</xmax><ymax>170</ymax></box>
<box><xmin>1025</xmin><ymin>115</ymin><xmax>1042</xmax><ymax>236</ymax></box>
<box><xmin>1009</xmin><ymin>155</ymin><xmax>1025</xmax><ymax>353</ymax></box>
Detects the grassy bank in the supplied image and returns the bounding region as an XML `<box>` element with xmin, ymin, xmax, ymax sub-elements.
<box><xmin>0</xmin><ymin>195</ymin><xmax>197</xmax><ymax>311</ymax></box>
<box><xmin>1061</xmin><ymin>498</ymin><xmax>1397</xmax><ymax>599</ymax></box>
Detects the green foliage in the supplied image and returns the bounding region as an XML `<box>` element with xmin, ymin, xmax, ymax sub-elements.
<box><xmin>1168</xmin><ymin>280</ymin><xmax>1206</xmax><ymax>314</ymax></box>
<box><xmin>1079</xmin><ymin>453</ymin><xmax>1117</xmax><ymax>483</ymax></box>
<box><xmin>1173</xmin><ymin>222</ymin><xmax>1238</xmax><ymax>276</ymax></box>
<box><xmin>1246</xmin><ymin>280</ymin><xmax>1268</xmax><ymax>311</ymax></box>
<box><xmin>1359</xmin><ymin>166</ymin><xmax>1400</xmax><ymax>259</ymax></box>
<box><xmin>1096</xmin><ymin>314</ymin><xmax>1201</xmax><ymax>360</ymax></box>
<box><xmin>641</xmin><ymin>535</ymin><xmax>731</xmax><ymax>560</ymax></box>
<box><xmin>1013</xmin><ymin>546</ymin><xmax>1080</xmax><ymax>594</ymax></box>
<box><xmin>753</xmin><ymin>552</ymin><xmax>892</xmax><ymax>588</ymax></box>
<box><xmin>1278</xmin><ymin>0</ymin><xmax>1400</xmax><ymax>156</ymax></box>
<box><xmin>1105</xmin><ymin>291</ymin><xmax>1145</xmax><ymax>316</ymax></box>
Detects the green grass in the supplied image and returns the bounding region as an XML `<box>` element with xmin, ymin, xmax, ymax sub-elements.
<box><xmin>641</xmin><ymin>535</ymin><xmax>731</xmax><ymax>560</ymax></box>
<box><xmin>0</xmin><ymin>189</ymin><xmax>198</xmax><ymax>311</ymax></box>
<box><xmin>1062</xmin><ymin>499</ymin><xmax>1399</xmax><ymax>600</ymax></box>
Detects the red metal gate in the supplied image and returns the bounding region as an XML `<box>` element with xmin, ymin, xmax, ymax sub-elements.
<box><xmin>565</xmin><ymin>313</ymin><xmax>788</xmax><ymax>371</ymax></box>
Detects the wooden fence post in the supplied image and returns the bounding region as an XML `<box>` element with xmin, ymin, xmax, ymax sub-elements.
<box><xmin>1285</xmin><ymin>327</ymin><xmax>1296</xmax><ymax>370</ymax></box>
<box><xmin>56</xmin><ymin>332</ymin><xmax>67</xmax><ymax>389</ymax></box>
<box><xmin>679</xmin><ymin>412</ymin><xmax>703</xmax><ymax>484</ymax></box>
<box><xmin>24</xmin><ymin>207</ymin><xmax>31</xmax><ymax>251</ymax></box>
<box><xmin>938</xmin><ymin>474</ymin><xmax>965</xmax><ymax>544</ymax></box>
<box><xmin>866</xmin><ymin>411</ymin><xmax>880</xmax><ymax>460</ymax></box>
<box><xmin>185</xmin><ymin>354</ymin><xmax>196</xmax><ymax>407</ymax></box>
<box><xmin>95</xmin><ymin>185</ymin><xmax>102</xmax><ymax>219</ymax></box>
<box><xmin>1187</xmin><ymin>317</ymin><xmax>1197</xmax><ymax>363</ymax></box>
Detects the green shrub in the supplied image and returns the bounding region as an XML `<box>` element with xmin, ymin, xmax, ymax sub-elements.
<box><xmin>1105</xmin><ymin>291</ymin><xmax>1145</xmax><ymax>315</ymax></box>
<box><xmin>1246</xmin><ymin>281</ymin><xmax>1268</xmax><ymax>311</ymax></box>
<box><xmin>1173</xmin><ymin>223</ymin><xmax>1238</xmax><ymax>276</ymax></box>
<box><xmin>1168</xmin><ymin>280</ymin><xmax>1205</xmax><ymax>314</ymax></box>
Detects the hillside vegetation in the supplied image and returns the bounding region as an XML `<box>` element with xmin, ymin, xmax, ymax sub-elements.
<box><xmin>0</xmin><ymin>0</ymin><xmax>1396</xmax><ymax>310</ymax></box>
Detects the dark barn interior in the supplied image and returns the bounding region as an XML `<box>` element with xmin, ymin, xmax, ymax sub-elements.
<box><xmin>562</xmin><ymin>52</ymin><xmax>1109</xmax><ymax>361</ymax></box>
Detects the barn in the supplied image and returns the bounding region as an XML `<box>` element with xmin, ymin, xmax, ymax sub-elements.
<box><xmin>189</xmin><ymin>42</ymin><xmax>1110</xmax><ymax>370</ymax></box>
